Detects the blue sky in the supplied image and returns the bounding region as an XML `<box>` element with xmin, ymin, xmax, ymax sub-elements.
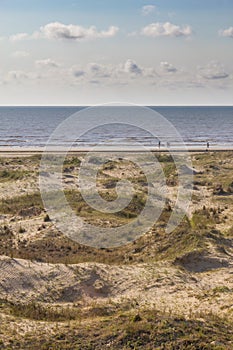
<box><xmin>0</xmin><ymin>0</ymin><xmax>233</xmax><ymax>105</ymax></box>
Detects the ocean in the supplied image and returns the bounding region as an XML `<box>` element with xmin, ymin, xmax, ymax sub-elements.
<box><xmin>0</xmin><ymin>106</ymin><xmax>232</xmax><ymax>148</ymax></box>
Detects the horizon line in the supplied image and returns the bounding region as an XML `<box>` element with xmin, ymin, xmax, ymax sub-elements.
<box><xmin>0</xmin><ymin>104</ymin><xmax>233</xmax><ymax>107</ymax></box>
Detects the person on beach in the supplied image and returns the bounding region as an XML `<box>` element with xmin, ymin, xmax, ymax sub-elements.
<box><xmin>158</xmin><ymin>140</ymin><xmax>161</xmax><ymax>149</ymax></box>
<box><xmin>206</xmin><ymin>141</ymin><xmax>210</xmax><ymax>151</ymax></box>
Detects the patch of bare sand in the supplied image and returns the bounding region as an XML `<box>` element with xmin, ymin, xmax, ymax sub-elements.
<box><xmin>0</xmin><ymin>255</ymin><xmax>232</xmax><ymax>320</ymax></box>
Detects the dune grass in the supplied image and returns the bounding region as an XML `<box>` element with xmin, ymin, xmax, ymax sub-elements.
<box><xmin>0</xmin><ymin>304</ymin><xmax>232</xmax><ymax>349</ymax></box>
<box><xmin>0</xmin><ymin>169</ymin><xmax>30</xmax><ymax>182</ymax></box>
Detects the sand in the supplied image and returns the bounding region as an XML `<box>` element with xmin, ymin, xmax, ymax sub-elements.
<box><xmin>1</xmin><ymin>146</ymin><xmax>233</xmax><ymax>158</ymax></box>
<box><xmin>0</xmin><ymin>150</ymin><xmax>233</xmax><ymax>347</ymax></box>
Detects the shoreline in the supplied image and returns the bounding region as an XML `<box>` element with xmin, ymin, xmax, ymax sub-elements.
<box><xmin>1</xmin><ymin>146</ymin><xmax>233</xmax><ymax>156</ymax></box>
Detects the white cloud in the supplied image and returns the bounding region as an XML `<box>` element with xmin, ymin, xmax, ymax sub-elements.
<box><xmin>40</xmin><ymin>22</ymin><xmax>119</xmax><ymax>40</ymax></box>
<box><xmin>68</xmin><ymin>59</ymin><xmax>180</xmax><ymax>84</ymax></box>
<box><xmin>141</xmin><ymin>22</ymin><xmax>192</xmax><ymax>37</ymax></box>
<box><xmin>160</xmin><ymin>61</ymin><xmax>177</xmax><ymax>73</ymax></box>
<box><xmin>198</xmin><ymin>62</ymin><xmax>229</xmax><ymax>80</ymax></box>
<box><xmin>35</xmin><ymin>58</ymin><xmax>60</xmax><ymax>68</ymax></box>
<box><xmin>11</xmin><ymin>51</ymin><xmax>29</xmax><ymax>58</ymax></box>
<box><xmin>10</xmin><ymin>33</ymin><xmax>29</xmax><ymax>41</ymax></box>
<box><xmin>10</xmin><ymin>22</ymin><xmax>119</xmax><ymax>42</ymax></box>
<box><xmin>70</xmin><ymin>59</ymin><xmax>146</xmax><ymax>85</ymax></box>
<box><xmin>70</xmin><ymin>63</ymin><xmax>113</xmax><ymax>83</ymax></box>
<box><xmin>142</xmin><ymin>5</ymin><xmax>156</xmax><ymax>16</ymax></box>
<box><xmin>219</xmin><ymin>26</ymin><xmax>233</xmax><ymax>38</ymax></box>
<box><xmin>124</xmin><ymin>59</ymin><xmax>142</xmax><ymax>75</ymax></box>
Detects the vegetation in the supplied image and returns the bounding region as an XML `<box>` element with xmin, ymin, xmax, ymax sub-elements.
<box><xmin>0</xmin><ymin>152</ymin><xmax>232</xmax><ymax>265</ymax></box>
<box><xmin>0</xmin><ymin>169</ymin><xmax>30</xmax><ymax>182</ymax></box>
<box><xmin>0</xmin><ymin>305</ymin><xmax>232</xmax><ymax>349</ymax></box>
<box><xmin>0</xmin><ymin>192</ymin><xmax>43</xmax><ymax>215</ymax></box>
<box><xmin>0</xmin><ymin>152</ymin><xmax>233</xmax><ymax>349</ymax></box>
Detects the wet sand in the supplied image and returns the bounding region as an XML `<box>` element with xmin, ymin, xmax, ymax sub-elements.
<box><xmin>1</xmin><ymin>146</ymin><xmax>233</xmax><ymax>157</ymax></box>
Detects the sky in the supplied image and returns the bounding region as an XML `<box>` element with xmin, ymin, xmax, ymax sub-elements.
<box><xmin>0</xmin><ymin>0</ymin><xmax>233</xmax><ymax>105</ymax></box>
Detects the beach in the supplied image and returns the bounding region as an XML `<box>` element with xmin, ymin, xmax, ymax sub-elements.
<box><xmin>1</xmin><ymin>0</ymin><xmax>233</xmax><ymax>346</ymax></box>
<box><xmin>0</xmin><ymin>149</ymin><xmax>233</xmax><ymax>348</ymax></box>
<box><xmin>1</xmin><ymin>145</ymin><xmax>233</xmax><ymax>157</ymax></box>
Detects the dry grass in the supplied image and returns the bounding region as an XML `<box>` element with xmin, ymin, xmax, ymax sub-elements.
<box><xmin>0</xmin><ymin>152</ymin><xmax>233</xmax><ymax>349</ymax></box>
